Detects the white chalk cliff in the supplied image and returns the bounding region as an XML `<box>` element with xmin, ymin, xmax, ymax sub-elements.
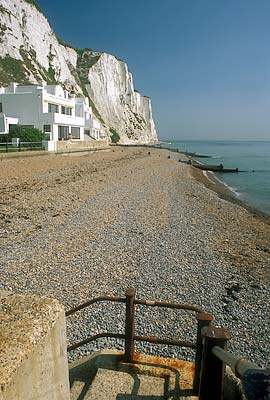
<box><xmin>0</xmin><ymin>0</ymin><xmax>157</xmax><ymax>143</ymax></box>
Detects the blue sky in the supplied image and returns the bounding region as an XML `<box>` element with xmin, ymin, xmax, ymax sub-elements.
<box><xmin>37</xmin><ymin>0</ymin><xmax>270</xmax><ymax>140</ymax></box>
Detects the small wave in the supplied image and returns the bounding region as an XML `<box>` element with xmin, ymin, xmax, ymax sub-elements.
<box><xmin>205</xmin><ymin>171</ymin><xmax>241</xmax><ymax>197</ymax></box>
<box><xmin>216</xmin><ymin>177</ymin><xmax>240</xmax><ymax>197</ymax></box>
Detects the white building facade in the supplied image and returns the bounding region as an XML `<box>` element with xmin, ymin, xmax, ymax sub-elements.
<box><xmin>0</xmin><ymin>82</ymin><xmax>102</xmax><ymax>144</ymax></box>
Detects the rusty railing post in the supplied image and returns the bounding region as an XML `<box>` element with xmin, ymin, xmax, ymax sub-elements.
<box><xmin>193</xmin><ymin>313</ymin><xmax>214</xmax><ymax>394</ymax></box>
<box><xmin>124</xmin><ymin>288</ymin><xmax>136</xmax><ymax>362</ymax></box>
<box><xmin>199</xmin><ymin>326</ymin><xmax>231</xmax><ymax>400</ymax></box>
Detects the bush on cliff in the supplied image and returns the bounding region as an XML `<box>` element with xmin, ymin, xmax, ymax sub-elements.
<box><xmin>110</xmin><ymin>128</ymin><xmax>120</xmax><ymax>143</ymax></box>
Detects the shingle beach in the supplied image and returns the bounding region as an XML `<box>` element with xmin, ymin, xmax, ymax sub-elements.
<box><xmin>0</xmin><ymin>147</ymin><xmax>269</xmax><ymax>367</ymax></box>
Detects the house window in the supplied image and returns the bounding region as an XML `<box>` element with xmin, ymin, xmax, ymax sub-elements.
<box><xmin>61</xmin><ymin>106</ymin><xmax>72</xmax><ymax>115</ymax></box>
<box><xmin>75</xmin><ymin>105</ymin><xmax>83</xmax><ymax>117</ymax></box>
<box><xmin>9</xmin><ymin>124</ymin><xmax>17</xmax><ymax>133</ymax></box>
<box><xmin>43</xmin><ymin>124</ymin><xmax>51</xmax><ymax>133</ymax></box>
<box><xmin>0</xmin><ymin>103</ymin><xmax>2</xmax><ymax>113</ymax></box>
<box><xmin>71</xmin><ymin>127</ymin><xmax>80</xmax><ymax>139</ymax></box>
<box><xmin>43</xmin><ymin>125</ymin><xmax>51</xmax><ymax>140</ymax></box>
<box><xmin>58</xmin><ymin>125</ymin><xmax>69</xmax><ymax>140</ymax></box>
<box><xmin>48</xmin><ymin>103</ymin><xmax>59</xmax><ymax>113</ymax></box>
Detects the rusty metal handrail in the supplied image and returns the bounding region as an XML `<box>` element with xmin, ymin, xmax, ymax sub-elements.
<box><xmin>67</xmin><ymin>332</ymin><xmax>126</xmax><ymax>352</ymax></box>
<box><xmin>65</xmin><ymin>288</ymin><xmax>207</xmax><ymax>355</ymax></box>
<box><xmin>67</xmin><ymin>333</ymin><xmax>196</xmax><ymax>352</ymax></box>
<box><xmin>135</xmin><ymin>298</ymin><xmax>203</xmax><ymax>313</ymax></box>
<box><xmin>66</xmin><ymin>293</ymin><xmax>203</xmax><ymax>352</ymax></box>
<box><xmin>65</xmin><ymin>291</ymin><xmax>204</xmax><ymax>354</ymax></box>
<box><xmin>66</xmin><ymin>288</ymin><xmax>213</xmax><ymax>394</ymax></box>
<box><xmin>65</xmin><ymin>295</ymin><xmax>126</xmax><ymax>316</ymax></box>
<box><xmin>65</xmin><ymin>296</ymin><xmax>204</xmax><ymax>317</ymax></box>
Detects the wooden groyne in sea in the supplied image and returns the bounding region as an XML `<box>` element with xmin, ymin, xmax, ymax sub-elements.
<box><xmin>116</xmin><ymin>143</ymin><xmax>211</xmax><ymax>158</ymax></box>
<box><xmin>117</xmin><ymin>143</ymin><xmax>241</xmax><ymax>172</ymax></box>
<box><xmin>191</xmin><ymin>160</ymin><xmax>239</xmax><ymax>173</ymax></box>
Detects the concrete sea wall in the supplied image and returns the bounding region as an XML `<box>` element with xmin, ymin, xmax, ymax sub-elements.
<box><xmin>0</xmin><ymin>291</ymin><xmax>70</xmax><ymax>400</ymax></box>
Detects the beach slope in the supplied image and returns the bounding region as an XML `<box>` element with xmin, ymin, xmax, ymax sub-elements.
<box><xmin>0</xmin><ymin>147</ymin><xmax>269</xmax><ymax>366</ymax></box>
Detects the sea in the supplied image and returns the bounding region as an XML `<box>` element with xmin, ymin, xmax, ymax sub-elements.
<box><xmin>161</xmin><ymin>140</ymin><xmax>270</xmax><ymax>216</ymax></box>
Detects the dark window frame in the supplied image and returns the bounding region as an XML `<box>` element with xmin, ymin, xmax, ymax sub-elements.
<box><xmin>71</xmin><ymin>126</ymin><xmax>80</xmax><ymax>139</ymax></box>
<box><xmin>58</xmin><ymin>125</ymin><xmax>69</xmax><ymax>140</ymax></box>
<box><xmin>48</xmin><ymin>103</ymin><xmax>59</xmax><ymax>113</ymax></box>
<box><xmin>61</xmin><ymin>106</ymin><xmax>72</xmax><ymax>115</ymax></box>
<box><xmin>43</xmin><ymin>124</ymin><xmax>51</xmax><ymax>133</ymax></box>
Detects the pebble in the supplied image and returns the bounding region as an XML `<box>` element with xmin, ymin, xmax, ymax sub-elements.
<box><xmin>0</xmin><ymin>147</ymin><xmax>269</xmax><ymax>368</ymax></box>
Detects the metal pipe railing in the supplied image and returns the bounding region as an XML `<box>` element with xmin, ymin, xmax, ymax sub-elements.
<box><xmin>66</xmin><ymin>287</ymin><xmax>211</xmax><ymax>393</ymax></box>
<box><xmin>193</xmin><ymin>313</ymin><xmax>214</xmax><ymax>395</ymax></box>
<box><xmin>65</xmin><ymin>295</ymin><xmax>126</xmax><ymax>316</ymax></box>
<box><xmin>212</xmin><ymin>346</ymin><xmax>263</xmax><ymax>377</ymax></box>
<box><xmin>66</xmin><ymin>288</ymin><xmax>269</xmax><ymax>400</ymax></box>
<box><xmin>65</xmin><ymin>296</ymin><xmax>204</xmax><ymax>317</ymax></box>
<box><xmin>212</xmin><ymin>346</ymin><xmax>270</xmax><ymax>400</ymax></box>
<box><xmin>199</xmin><ymin>326</ymin><xmax>231</xmax><ymax>400</ymax></box>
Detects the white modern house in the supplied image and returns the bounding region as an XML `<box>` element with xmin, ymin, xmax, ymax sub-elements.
<box><xmin>0</xmin><ymin>82</ymin><xmax>103</xmax><ymax>150</ymax></box>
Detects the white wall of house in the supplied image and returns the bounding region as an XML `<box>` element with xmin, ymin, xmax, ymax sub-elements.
<box><xmin>0</xmin><ymin>83</ymin><xmax>102</xmax><ymax>144</ymax></box>
<box><xmin>0</xmin><ymin>115</ymin><xmax>18</xmax><ymax>134</ymax></box>
<box><xmin>92</xmin><ymin>118</ymin><xmax>101</xmax><ymax>140</ymax></box>
<box><xmin>0</xmin><ymin>86</ymin><xmax>42</xmax><ymax>128</ymax></box>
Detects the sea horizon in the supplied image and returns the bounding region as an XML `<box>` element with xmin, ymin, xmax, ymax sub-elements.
<box><xmin>160</xmin><ymin>138</ymin><xmax>270</xmax><ymax>142</ymax></box>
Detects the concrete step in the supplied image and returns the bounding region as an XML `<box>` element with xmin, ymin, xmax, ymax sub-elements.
<box><xmin>69</xmin><ymin>350</ymin><xmax>198</xmax><ymax>400</ymax></box>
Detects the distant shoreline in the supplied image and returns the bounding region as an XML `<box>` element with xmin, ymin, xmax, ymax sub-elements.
<box><xmin>189</xmin><ymin>161</ymin><xmax>270</xmax><ymax>222</ymax></box>
<box><xmin>139</xmin><ymin>142</ymin><xmax>270</xmax><ymax>220</ymax></box>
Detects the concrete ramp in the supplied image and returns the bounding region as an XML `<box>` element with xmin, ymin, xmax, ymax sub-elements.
<box><xmin>69</xmin><ymin>350</ymin><xmax>198</xmax><ymax>400</ymax></box>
